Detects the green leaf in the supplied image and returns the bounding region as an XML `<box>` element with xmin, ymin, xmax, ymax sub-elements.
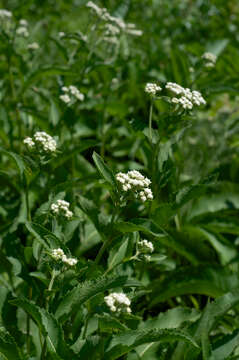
<box><xmin>105</xmin><ymin>328</ymin><xmax>199</xmax><ymax>360</ymax></box>
<box><xmin>25</xmin><ymin>222</ymin><xmax>68</xmax><ymax>251</ymax></box>
<box><xmin>55</xmin><ymin>275</ymin><xmax>140</xmax><ymax>322</ymax></box>
<box><xmin>92</xmin><ymin>152</ymin><xmax>116</xmax><ymax>188</ymax></box>
<box><xmin>10</xmin><ymin>298</ymin><xmax>74</xmax><ymax>358</ymax></box>
<box><xmin>98</xmin><ymin>314</ymin><xmax>129</xmax><ymax>333</ymax></box>
<box><xmin>0</xmin><ymin>148</ymin><xmax>26</xmax><ymax>182</ymax></box>
<box><xmin>173</xmin><ymin>289</ymin><xmax>239</xmax><ymax>360</ymax></box>
<box><xmin>108</xmin><ymin>237</ymin><xmax>130</xmax><ymax>270</ymax></box>
<box><xmin>0</xmin><ymin>327</ymin><xmax>22</xmax><ymax>359</ymax></box>
<box><xmin>22</xmin><ymin>66</ymin><xmax>76</xmax><ymax>93</ymax></box>
<box><xmin>114</xmin><ymin>219</ymin><xmax>200</xmax><ymax>264</ymax></box>
<box><xmin>149</xmin><ymin>266</ymin><xmax>239</xmax><ymax>307</ymax></box>
<box><xmin>52</xmin><ymin>140</ymin><xmax>98</xmax><ymax>170</ymax></box>
<box><xmin>209</xmin><ymin>329</ymin><xmax>239</xmax><ymax>360</ymax></box>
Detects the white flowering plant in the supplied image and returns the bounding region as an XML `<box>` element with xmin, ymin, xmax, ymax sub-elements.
<box><xmin>1</xmin><ymin>1</ymin><xmax>239</xmax><ymax>360</ymax></box>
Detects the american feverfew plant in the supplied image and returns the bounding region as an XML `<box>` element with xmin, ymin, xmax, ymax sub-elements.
<box><xmin>1</xmin><ymin>1</ymin><xmax>239</xmax><ymax>360</ymax></box>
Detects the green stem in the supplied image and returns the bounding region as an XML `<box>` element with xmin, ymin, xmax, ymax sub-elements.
<box><xmin>149</xmin><ymin>100</ymin><xmax>153</xmax><ymax>143</ymax></box>
<box><xmin>26</xmin><ymin>287</ymin><xmax>32</xmax><ymax>355</ymax></box>
<box><xmin>41</xmin><ymin>270</ymin><xmax>57</xmax><ymax>359</ymax></box>
<box><xmin>95</xmin><ymin>206</ymin><xmax>118</xmax><ymax>265</ymax></box>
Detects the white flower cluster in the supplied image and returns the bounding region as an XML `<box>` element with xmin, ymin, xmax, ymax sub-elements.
<box><xmin>24</xmin><ymin>131</ymin><xmax>57</xmax><ymax>153</ymax></box>
<box><xmin>138</xmin><ymin>239</ymin><xmax>154</xmax><ymax>254</ymax></box>
<box><xmin>0</xmin><ymin>9</ymin><xmax>12</xmax><ymax>20</ymax></box>
<box><xmin>86</xmin><ymin>1</ymin><xmax>142</xmax><ymax>39</ymax></box>
<box><xmin>51</xmin><ymin>248</ymin><xmax>77</xmax><ymax>266</ymax></box>
<box><xmin>166</xmin><ymin>82</ymin><xmax>206</xmax><ymax>110</ymax></box>
<box><xmin>116</xmin><ymin>170</ymin><xmax>153</xmax><ymax>202</ymax></box>
<box><xmin>201</xmin><ymin>52</ymin><xmax>217</xmax><ymax>68</ymax></box>
<box><xmin>16</xmin><ymin>19</ymin><xmax>29</xmax><ymax>37</ymax></box>
<box><xmin>104</xmin><ymin>292</ymin><xmax>131</xmax><ymax>313</ymax></box>
<box><xmin>145</xmin><ymin>83</ymin><xmax>162</xmax><ymax>95</ymax></box>
<box><xmin>27</xmin><ymin>42</ymin><xmax>39</xmax><ymax>50</ymax></box>
<box><xmin>51</xmin><ymin>199</ymin><xmax>73</xmax><ymax>219</ymax></box>
<box><xmin>60</xmin><ymin>85</ymin><xmax>84</xmax><ymax>104</ymax></box>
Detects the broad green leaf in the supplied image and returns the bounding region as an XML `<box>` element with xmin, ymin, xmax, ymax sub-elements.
<box><xmin>98</xmin><ymin>314</ymin><xmax>129</xmax><ymax>333</ymax></box>
<box><xmin>92</xmin><ymin>152</ymin><xmax>117</xmax><ymax>188</ymax></box>
<box><xmin>209</xmin><ymin>329</ymin><xmax>239</xmax><ymax>360</ymax></box>
<box><xmin>0</xmin><ymin>327</ymin><xmax>22</xmax><ymax>359</ymax></box>
<box><xmin>0</xmin><ymin>148</ymin><xmax>26</xmax><ymax>182</ymax></box>
<box><xmin>149</xmin><ymin>266</ymin><xmax>239</xmax><ymax>307</ymax></box>
<box><xmin>108</xmin><ymin>237</ymin><xmax>130</xmax><ymax>270</ymax></box>
<box><xmin>173</xmin><ymin>289</ymin><xmax>239</xmax><ymax>360</ymax></box>
<box><xmin>105</xmin><ymin>328</ymin><xmax>199</xmax><ymax>360</ymax></box>
<box><xmin>193</xmin><ymin>227</ymin><xmax>236</xmax><ymax>265</ymax></box>
<box><xmin>25</xmin><ymin>222</ymin><xmax>68</xmax><ymax>251</ymax></box>
<box><xmin>10</xmin><ymin>298</ymin><xmax>74</xmax><ymax>358</ymax></box>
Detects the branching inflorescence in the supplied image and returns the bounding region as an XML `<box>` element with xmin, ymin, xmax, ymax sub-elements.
<box><xmin>24</xmin><ymin>131</ymin><xmax>57</xmax><ymax>153</ymax></box>
<box><xmin>116</xmin><ymin>170</ymin><xmax>153</xmax><ymax>202</ymax></box>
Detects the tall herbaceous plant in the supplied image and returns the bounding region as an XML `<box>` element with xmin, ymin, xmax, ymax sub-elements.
<box><xmin>0</xmin><ymin>1</ymin><xmax>239</xmax><ymax>359</ymax></box>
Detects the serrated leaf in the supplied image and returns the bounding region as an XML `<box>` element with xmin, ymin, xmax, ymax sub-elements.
<box><xmin>55</xmin><ymin>275</ymin><xmax>140</xmax><ymax>322</ymax></box>
<box><xmin>105</xmin><ymin>328</ymin><xmax>199</xmax><ymax>360</ymax></box>
<box><xmin>10</xmin><ymin>298</ymin><xmax>74</xmax><ymax>358</ymax></box>
<box><xmin>0</xmin><ymin>326</ymin><xmax>22</xmax><ymax>359</ymax></box>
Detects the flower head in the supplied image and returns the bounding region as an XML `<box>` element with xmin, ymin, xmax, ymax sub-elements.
<box><xmin>116</xmin><ymin>170</ymin><xmax>153</xmax><ymax>202</ymax></box>
<box><xmin>138</xmin><ymin>239</ymin><xmax>154</xmax><ymax>254</ymax></box>
<box><xmin>51</xmin><ymin>248</ymin><xmax>77</xmax><ymax>266</ymax></box>
<box><xmin>27</xmin><ymin>42</ymin><xmax>39</xmax><ymax>50</ymax></box>
<box><xmin>145</xmin><ymin>83</ymin><xmax>162</xmax><ymax>95</ymax></box>
<box><xmin>202</xmin><ymin>52</ymin><xmax>217</xmax><ymax>68</ymax></box>
<box><xmin>51</xmin><ymin>199</ymin><xmax>73</xmax><ymax>219</ymax></box>
<box><xmin>166</xmin><ymin>82</ymin><xmax>206</xmax><ymax>110</ymax></box>
<box><xmin>60</xmin><ymin>85</ymin><xmax>84</xmax><ymax>105</ymax></box>
<box><xmin>104</xmin><ymin>292</ymin><xmax>131</xmax><ymax>313</ymax></box>
<box><xmin>24</xmin><ymin>131</ymin><xmax>57</xmax><ymax>153</ymax></box>
<box><xmin>0</xmin><ymin>9</ymin><xmax>12</xmax><ymax>20</ymax></box>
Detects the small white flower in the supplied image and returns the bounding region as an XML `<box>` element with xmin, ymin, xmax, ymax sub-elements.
<box><xmin>116</xmin><ymin>170</ymin><xmax>153</xmax><ymax>202</ymax></box>
<box><xmin>61</xmin><ymin>85</ymin><xmax>84</xmax><ymax>103</ymax></box>
<box><xmin>52</xmin><ymin>248</ymin><xmax>64</xmax><ymax>260</ymax></box>
<box><xmin>202</xmin><ymin>52</ymin><xmax>217</xmax><ymax>67</ymax></box>
<box><xmin>27</xmin><ymin>42</ymin><xmax>39</xmax><ymax>50</ymax></box>
<box><xmin>104</xmin><ymin>292</ymin><xmax>131</xmax><ymax>314</ymax></box>
<box><xmin>145</xmin><ymin>83</ymin><xmax>162</xmax><ymax>95</ymax></box>
<box><xmin>58</xmin><ymin>31</ymin><xmax>65</xmax><ymax>38</ymax></box>
<box><xmin>51</xmin><ymin>248</ymin><xmax>77</xmax><ymax>266</ymax></box>
<box><xmin>19</xmin><ymin>19</ymin><xmax>28</xmax><ymax>26</ymax></box>
<box><xmin>166</xmin><ymin>82</ymin><xmax>184</xmax><ymax>95</ymax></box>
<box><xmin>167</xmin><ymin>82</ymin><xmax>206</xmax><ymax>110</ymax></box>
<box><xmin>16</xmin><ymin>26</ymin><xmax>29</xmax><ymax>37</ymax></box>
<box><xmin>60</xmin><ymin>94</ymin><xmax>71</xmax><ymax>104</ymax></box>
<box><xmin>138</xmin><ymin>239</ymin><xmax>154</xmax><ymax>254</ymax></box>
<box><xmin>33</xmin><ymin>131</ymin><xmax>57</xmax><ymax>152</ymax></box>
<box><xmin>0</xmin><ymin>9</ymin><xmax>12</xmax><ymax>19</ymax></box>
<box><xmin>51</xmin><ymin>199</ymin><xmax>73</xmax><ymax>219</ymax></box>
<box><xmin>23</xmin><ymin>137</ymin><xmax>35</xmax><ymax>148</ymax></box>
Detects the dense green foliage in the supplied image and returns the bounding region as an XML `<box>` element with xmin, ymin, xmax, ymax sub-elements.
<box><xmin>1</xmin><ymin>0</ymin><xmax>239</xmax><ymax>359</ymax></box>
